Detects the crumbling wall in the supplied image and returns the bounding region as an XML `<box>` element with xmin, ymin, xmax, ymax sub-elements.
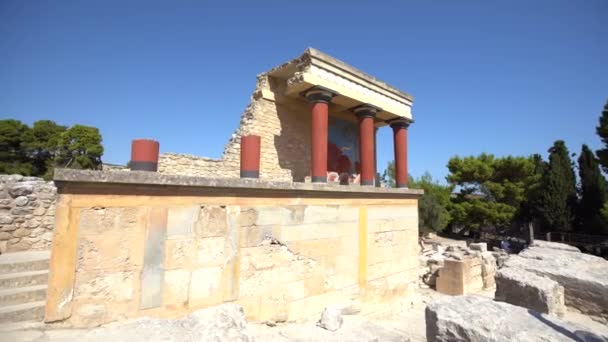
<box><xmin>158</xmin><ymin>75</ymin><xmax>312</xmax><ymax>182</ymax></box>
<box><xmin>0</xmin><ymin>175</ymin><xmax>56</xmax><ymax>253</ymax></box>
<box><xmin>50</xmin><ymin>192</ymin><xmax>419</xmax><ymax>327</ymax></box>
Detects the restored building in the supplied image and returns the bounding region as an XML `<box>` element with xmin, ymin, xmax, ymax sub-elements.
<box><xmin>158</xmin><ymin>48</ymin><xmax>413</xmax><ymax>188</ymax></box>
<box><xmin>42</xmin><ymin>49</ymin><xmax>422</xmax><ymax>327</ymax></box>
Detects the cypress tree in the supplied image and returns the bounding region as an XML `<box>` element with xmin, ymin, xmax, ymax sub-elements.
<box><xmin>596</xmin><ymin>99</ymin><xmax>608</xmax><ymax>172</ymax></box>
<box><xmin>537</xmin><ymin>141</ymin><xmax>577</xmax><ymax>232</ymax></box>
<box><xmin>578</xmin><ymin>144</ymin><xmax>608</xmax><ymax>234</ymax></box>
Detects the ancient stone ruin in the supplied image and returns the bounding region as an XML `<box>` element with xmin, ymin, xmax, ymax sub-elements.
<box><xmin>3</xmin><ymin>48</ymin><xmax>422</xmax><ymax>328</ymax></box>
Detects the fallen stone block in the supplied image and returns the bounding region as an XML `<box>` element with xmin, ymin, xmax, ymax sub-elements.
<box><xmin>317</xmin><ymin>306</ymin><xmax>343</xmax><ymax>331</ymax></box>
<box><xmin>436</xmin><ymin>257</ymin><xmax>483</xmax><ymax>295</ymax></box>
<box><xmin>425</xmin><ymin>295</ymin><xmax>605</xmax><ymax>342</ymax></box>
<box><xmin>504</xmin><ymin>246</ymin><xmax>608</xmax><ymax>321</ymax></box>
<box><xmin>495</xmin><ymin>267</ymin><xmax>565</xmax><ymax>316</ymax></box>
<box><xmin>469</xmin><ymin>242</ymin><xmax>487</xmax><ymax>252</ymax></box>
<box><xmin>531</xmin><ymin>240</ymin><xmax>581</xmax><ymax>252</ymax></box>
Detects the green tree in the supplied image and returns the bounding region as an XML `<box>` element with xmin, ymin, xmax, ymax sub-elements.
<box><xmin>23</xmin><ymin>120</ymin><xmax>67</xmax><ymax>179</ymax></box>
<box><xmin>56</xmin><ymin>125</ymin><xmax>104</xmax><ymax>170</ymax></box>
<box><xmin>0</xmin><ymin>119</ymin><xmax>32</xmax><ymax>175</ymax></box>
<box><xmin>409</xmin><ymin>172</ymin><xmax>453</xmax><ymax>233</ymax></box>
<box><xmin>577</xmin><ymin>144</ymin><xmax>608</xmax><ymax>234</ymax></box>
<box><xmin>595</xmin><ymin>99</ymin><xmax>608</xmax><ymax>172</ymax></box>
<box><xmin>537</xmin><ymin>141</ymin><xmax>577</xmax><ymax>232</ymax></box>
<box><xmin>447</xmin><ymin>154</ymin><xmax>540</xmax><ymax>232</ymax></box>
<box><xmin>382</xmin><ymin>160</ymin><xmax>396</xmax><ymax>188</ymax></box>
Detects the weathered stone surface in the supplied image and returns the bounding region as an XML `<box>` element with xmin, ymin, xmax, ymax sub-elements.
<box><xmin>53</xmin><ymin>168</ymin><xmax>424</xmax><ymax>196</ymax></box>
<box><xmin>504</xmin><ymin>246</ymin><xmax>608</xmax><ymax>321</ymax></box>
<box><xmin>495</xmin><ymin>267</ymin><xmax>565</xmax><ymax>316</ymax></box>
<box><xmin>426</xmin><ymin>295</ymin><xmax>605</xmax><ymax>342</ymax></box>
<box><xmin>468</xmin><ymin>243</ymin><xmax>487</xmax><ymax>252</ymax></box>
<box><xmin>531</xmin><ymin>240</ymin><xmax>581</xmax><ymax>252</ymax></box>
<box><xmin>0</xmin><ymin>215</ymin><xmax>13</xmax><ymax>224</ymax></box>
<box><xmin>8</xmin><ymin>183</ymin><xmax>34</xmax><ymax>197</ymax></box>
<box><xmin>0</xmin><ymin>175</ymin><xmax>56</xmax><ymax>252</ymax></box>
<box><xmin>317</xmin><ymin>306</ymin><xmax>343</xmax><ymax>332</ymax></box>
<box><xmin>14</xmin><ymin>196</ymin><xmax>29</xmax><ymax>206</ymax></box>
<box><xmin>77</xmin><ymin>303</ymin><xmax>252</xmax><ymax>341</ymax></box>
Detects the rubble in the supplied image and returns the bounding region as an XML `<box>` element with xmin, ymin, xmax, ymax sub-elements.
<box><xmin>317</xmin><ymin>307</ymin><xmax>343</xmax><ymax>332</ymax></box>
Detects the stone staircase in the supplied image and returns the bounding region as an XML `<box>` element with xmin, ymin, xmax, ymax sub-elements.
<box><xmin>0</xmin><ymin>251</ymin><xmax>50</xmax><ymax>323</ymax></box>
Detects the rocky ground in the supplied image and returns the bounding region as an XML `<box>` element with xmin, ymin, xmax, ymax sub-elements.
<box><xmin>2</xmin><ymin>238</ymin><xmax>608</xmax><ymax>341</ymax></box>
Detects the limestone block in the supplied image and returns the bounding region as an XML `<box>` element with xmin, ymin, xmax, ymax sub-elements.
<box><xmin>78</xmin><ymin>232</ymin><xmax>144</xmax><ymax>271</ymax></box>
<box><xmin>189</xmin><ymin>267</ymin><xmax>223</xmax><ymax>307</ymax></box>
<box><xmin>167</xmin><ymin>206</ymin><xmax>198</xmax><ymax>237</ymax></box>
<box><xmin>79</xmin><ymin>207</ymin><xmax>141</xmax><ymax>236</ymax></box>
<box><xmin>194</xmin><ymin>206</ymin><xmax>227</xmax><ymax>238</ymax></box>
<box><xmin>254</xmin><ymin>207</ymin><xmax>285</xmax><ymax>225</ymax></box>
<box><xmin>425</xmin><ymin>296</ymin><xmax>597</xmax><ymax>342</ymax></box>
<box><xmin>74</xmin><ymin>270</ymin><xmax>137</xmax><ymax>302</ymax></box>
<box><xmin>436</xmin><ymin>258</ymin><xmax>483</xmax><ymax>296</ymax></box>
<box><xmin>282</xmin><ymin>205</ymin><xmax>306</xmax><ymax>225</ymax></box>
<box><xmin>74</xmin><ymin>303</ymin><xmax>107</xmax><ymax>327</ymax></box>
<box><xmin>239</xmin><ymin>225</ymin><xmax>280</xmax><ymax>247</ymax></box>
<box><xmin>163</xmin><ymin>269</ymin><xmax>190</xmax><ymax>307</ymax></box>
<box><xmin>238</xmin><ymin>208</ymin><xmax>258</xmax><ymax>227</ymax></box>
<box><xmin>495</xmin><ymin>267</ymin><xmax>566</xmax><ymax>316</ymax></box>
<box><xmin>503</xmin><ymin>246</ymin><xmax>608</xmax><ymax>321</ymax></box>
<box><xmin>302</xmin><ymin>206</ymin><xmax>338</xmax><ymax>224</ymax></box>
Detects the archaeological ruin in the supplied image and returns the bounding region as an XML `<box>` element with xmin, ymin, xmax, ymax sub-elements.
<box><xmin>3</xmin><ymin>48</ymin><xmax>607</xmax><ymax>342</ymax></box>
<box><xmin>28</xmin><ymin>48</ymin><xmax>423</xmax><ymax>327</ymax></box>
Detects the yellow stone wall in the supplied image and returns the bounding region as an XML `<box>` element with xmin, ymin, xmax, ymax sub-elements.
<box><xmin>45</xmin><ymin>192</ymin><xmax>419</xmax><ymax>327</ymax></box>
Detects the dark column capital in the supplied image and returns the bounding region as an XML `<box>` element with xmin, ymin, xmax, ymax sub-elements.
<box><xmin>304</xmin><ymin>86</ymin><xmax>338</xmax><ymax>104</ymax></box>
<box><xmin>388</xmin><ymin>118</ymin><xmax>413</xmax><ymax>129</ymax></box>
<box><xmin>353</xmin><ymin>104</ymin><xmax>382</xmax><ymax>118</ymax></box>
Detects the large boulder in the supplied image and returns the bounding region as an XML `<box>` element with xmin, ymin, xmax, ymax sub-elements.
<box><xmin>495</xmin><ymin>267</ymin><xmax>565</xmax><ymax>316</ymax></box>
<box><xmin>425</xmin><ymin>295</ymin><xmax>605</xmax><ymax>342</ymax></box>
<box><xmin>503</xmin><ymin>246</ymin><xmax>608</xmax><ymax>321</ymax></box>
<box><xmin>530</xmin><ymin>240</ymin><xmax>581</xmax><ymax>252</ymax></box>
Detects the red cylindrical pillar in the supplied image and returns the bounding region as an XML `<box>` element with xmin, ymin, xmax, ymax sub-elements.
<box><xmin>390</xmin><ymin>120</ymin><xmax>410</xmax><ymax>188</ymax></box>
<box><xmin>240</xmin><ymin>135</ymin><xmax>261</xmax><ymax>178</ymax></box>
<box><xmin>355</xmin><ymin>107</ymin><xmax>377</xmax><ymax>186</ymax></box>
<box><xmin>305</xmin><ymin>88</ymin><xmax>335</xmax><ymax>183</ymax></box>
<box><xmin>131</xmin><ymin>139</ymin><xmax>159</xmax><ymax>171</ymax></box>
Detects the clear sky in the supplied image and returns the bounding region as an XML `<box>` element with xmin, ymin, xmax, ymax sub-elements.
<box><xmin>2</xmin><ymin>1</ymin><xmax>607</xmax><ymax>182</ymax></box>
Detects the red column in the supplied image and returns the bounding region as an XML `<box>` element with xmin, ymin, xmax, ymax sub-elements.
<box><xmin>240</xmin><ymin>135</ymin><xmax>261</xmax><ymax>178</ymax></box>
<box><xmin>390</xmin><ymin>119</ymin><xmax>411</xmax><ymax>188</ymax></box>
<box><xmin>131</xmin><ymin>139</ymin><xmax>159</xmax><ymax>171</ymax></box>
<box><xmin>305</xmin><ymin>88</ymin><xmax>335</xmax><ymax>183</ymax></box>
<box><xmin>354</xmin><ymin>106</ymin><xmax>378</xmax><ymax>186</ymax></box>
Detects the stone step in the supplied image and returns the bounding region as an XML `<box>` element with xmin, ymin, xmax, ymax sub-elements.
<box><xmin>0</xmin><ymin>301</ymin><xmax>45</xmax><ymax>323</ymax></box>
<box><xmin>0</xmin><ymin>251</ymin><xmax>50</xmax><ymax>274</ymax></box>
<box><xmin>0</xmin><ymin>285</ymin><xmax>47</xmax><ymax>306</ymax></box>
<box><xmin>0</xmin><ymin>270</ymin><xmax>49</xmax><ymax>289</ymax></box>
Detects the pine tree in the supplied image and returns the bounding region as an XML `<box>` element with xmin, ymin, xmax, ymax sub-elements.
<box><xmin>596</xmin><ymin>99</ymin><xmax>608</xmax><ymax>172</ymax></box>
<box><xmin>537</xmin><ymin>141</ymin><xmax>577</xmax><ymax>232</ymax></box>
<box><xmin>577</xmin><ymin>144</ymin><xmax>608</xmax><ymax>234</ymax></box>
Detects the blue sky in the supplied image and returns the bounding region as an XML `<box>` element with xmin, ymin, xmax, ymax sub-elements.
<box><xmin>1</xmin><ymin>1</ymin><xmax>607</xmax><ymax>182</ymax></box>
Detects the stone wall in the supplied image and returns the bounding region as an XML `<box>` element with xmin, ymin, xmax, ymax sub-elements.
<box><xmin>45</xmin><ymin>170</ymin><xmax>421</xmax><ymax>327</ymax></box>
<box><xmin>0</xmin><ymin>175</ymin><xmax>56</xmax><ymax>253</ymax></box>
